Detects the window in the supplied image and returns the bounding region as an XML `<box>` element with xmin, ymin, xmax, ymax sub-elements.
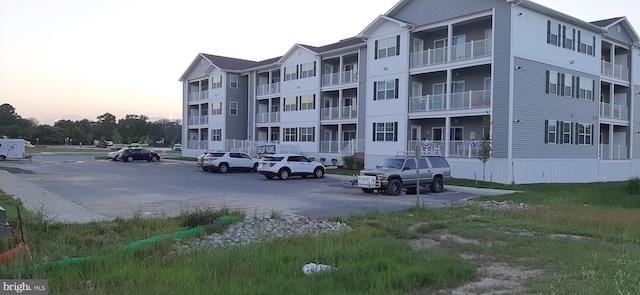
<box><xmin>546</xmin><ymin>70</ymin><xmax>559</xmax><ymax>95</ymax></box>
<box><xmin>284</xmin><ymin>97</ymin><xmax>298</xmax><ymax>112</ymax></box>
<box><xmin>562</xmin><ymin>122</ymin><xmax>572</xmax><ymax>144</ymax></box>
<box><xmin>300</xmin><ymin>95</ymin><xmax>315</xmax><ymax>110</ymax></box>
<box><xmin>211</xmin><ymin>102</ymin><xmax>222</xmax><ymax>115</ymax></box>
<box><xmin>546</xmin><ymin>120</ymin><xmax>557</xmax><ymax>144</ymax></box>
<box><xmin>284</xmin><ymin>127</ymin><xmax>297</xmax><ymax>142</ymax></box>
<box><xmin>229</xmin><ymin>75</ymin><xmax>238</xmax><ymax>88</ymax></box>
<box><xmin>375</xmin><ymin>35</ymin><xmax>400</xmax><ymax>59</ymax></box>
<box><xmin>284</xmin><ymin>65</ymin><xmax>298</xmax><ymax>81</ymax></box>
<box><xmin>547</xmin><ymin>21</ymin><xmax>561</xmax><ymax>46</ymax></box>
<box><xmin>374</xmin><ymin>79</ymin><xmax>399</xmax><ymax>100</ymax></box>
<box><xmin>300</xmin><ymin>127</ymin><xmax>314</xmax><ymax>142</ymax></box>
<box><xmin>578</xmin><ymin>31</ymin><xmax>595</xmax><ymax>56</ymax></box>
<box><xmin>563</xmin><ymin>26</ymin><xmax>575</xmax><ymax>50</ymax></box>
<box><xmin>373</xmin><ymin>122</ymin><xmax>398</xmax><ymax>142</ymax></box>
<box><xmin>211</xmin><ymin>129</ymin><xmax>222</xmax><ymax>141</ymax></box>
<box><xmin>562</xmin><ymin>74</ymin><xmax>573</xmax><ymax>97</ymax></box>
<box><xmin>212</xmin><ymin>76</ymin><xmax>222</xmax><ymax>89</ymax></box>
<box><xmin>577</xmin><ymin>123</ymin><xmax>592</xmax><ymax>145</ymax></box>
<box><xmin>229</xmin><ymin>101</ymin><xmax>238</xmax><ymax>115</ymax></box>
<box><xmin>578</xmin><ymin>77</ymin><xmax>594</xmax><ymax>100</ymax></box>
<box><xmin>300</xmin><ymin>62</ymin><xmax>315</xmax><ymax>79</ymax></box>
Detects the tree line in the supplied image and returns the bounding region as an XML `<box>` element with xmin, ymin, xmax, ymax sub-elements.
<box><xmin>0</xmin><ymin>103</ymin><xmax>181</xmax><ymax>146</ymax></box>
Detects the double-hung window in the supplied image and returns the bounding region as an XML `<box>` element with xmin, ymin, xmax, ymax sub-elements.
<box><xmin>212</xmin><ymin>76</ymin><xmax>222</xmax><ymax>89</ymax></box>
<box><xmin>284</xmin><ymin>128</ymin><xmax>298</xmax><ymax>142</ymax></box>
<box><xmin>300</xmin><ymin>95</ymin><xmax>315</xmax><ymax>110</ymax></box>
<box><xmin>375</xmin><ymin>35</ymin><xmax>400</xmax><ymax>59</ymax></box>
<box><xmin>300</xmin><ymin>127</ymin><xmax>314</xmax><ymax>142</ymax></box>
<box><xmin>547</xmin><ymin>21</ymin><xmax>561</xmax><ymax>46</ymax></box>
<box><xmin>211</xmin><ymin>102</ymin><xmax>222</xmax><ymax>115</ymax></box>
<box><xmin>578</xmin><ymin>31</ymin><xmax>595</xmax><ymax>56</ymax></box>
<box><xmin>578</xmin><ymin>77</ymin><xmax>594</xmax><ymax>100</ymax></box>
<box><xmin>229</xmin><ymin>75</ymin><xmax>238</xmax><ymax>89</ymax></box>
<box><xmin>284</xmin><ymin>97</ymin><xmax>298</xmax><ymax>112</ymax></box>
<box><xmin>373</xmin><ymin>122</ymin><xmax>398</xmax><ymax>142</ymax></box>
<box><xmin>546</xmin><ymin>120</ymin><xmax>557</xmax><ymax>144</ymax></box>
<box><xmin>284</xmin><ymin>65</ymin><xmax>298</xmax><ymax>81</ymax></box>
<box><xmin>300</xmin><ymin>62</ymin><xmax>315</xmax><ymax>79</ymax></box>
<box><xmin>562</xmin><ymin>74</ymin><xmax>573</xmax><ymax>97</ymax></box>
<box><xmin>374</xmin><ymin>79</ymin><xmax>399</xmax><ymax>100</ymax></box>
<box><xmin>211</xmin><ymin>129</ymin><xmax>222</xmax><ymax>141</ymax></box>
<box><xmin>229</xmin><ymin>101</ymin><xmax>238</xmax><ymax>115</ymax></box>
<box><xmin>577</xmin><ymin>123</ymin><xmax>592</xmax><ymax>145</ymax></box>
<box><xmin>546</xmin><ymin>71</ymin><xmax>559</xmax><ymax>95</ymax></box>
<box><xmin>563</xmin><ymin>26</ymin><xmax>575</xmax><ymax>50</ymax></box>
<box><xmin>562</xmin><ymin>122</ymin><xmax>572</xmax><ymax>144</ymax></box>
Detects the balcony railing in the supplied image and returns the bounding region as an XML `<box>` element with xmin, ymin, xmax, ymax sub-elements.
<box><xmin>599</xmin><ymin>144</ymin><xmax>628</xmax><ymax>159</ymax></box>
<box><xmin>321</xmin><ymin>70</ymin><xmax>358</xmax><ymax>87</ymax></box>
<box><xmin>256</xmin><ymin>112</ymin><xmax>280</xmax><ymax>124</ymax></box>
<box><xmin>408</xmin><ymin>140</ymin><xmax>491</xmax><ymax>158</ymax></box>
<box><xmin>187</xmin><ymin>140</ymin><xmax>208</xmax><ymax>150</ymax></box>
<box><xmin>601</xmin><ymin>60</ymin><xmax>629</xmax><ymax>80</ymax></box>
<box><xmin>600</xmin><ymin>102</ymin><xmax>628</xmax><ymax>120</ymax></box>
<box><xmin>321</xmin><ymin>105</ymin><xmax>357</xmax><ymax>120</ymax></box>
<box><xmin>188</xmin><ymin>90</ymin><xmax>209</xmax><ymax>102</ymax></box>
<box><xmin>188</xmin><ymin>116</ymin><xmax>208</xmax><ymax>125</ymax></box>
<box><xmin>256</xmin><ymin>82</ymin><xmax>280</xmax><ymax>96</ymax></box>
<box><xmin>410</xmin><ymin>38</ymin><xmax>492</xmax><ymax>68</ymax></box>
<box><xmin>320</xmin><ymin>139</ymin><xmax>365</xmax><ymax>154</ymax></box>
<box><xmin>410</xmin><ymin>90</ymin><xmax>490</xmax><ymax>113</ymax></box>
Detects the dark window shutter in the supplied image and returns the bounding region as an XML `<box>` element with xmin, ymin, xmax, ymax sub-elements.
<box><xmin>373</xmin><ymin>81</ymin><xmax>377</xmax><ymax>100</ymax></box>
<box><xmin>577</xmin><ymin>31</ymin><xmax>582</xmax><ymax>53</ymax></box>
<box><xmin>591</xmin><ymin>124</ymin><xmax>594</xmax><ymax>145</ymax></box>
<box><xmin>296</xmin><ymin>65</ymin><xmax>299</xmax><ymax>79</ymax></box>
<box><xmin>562</xmin><ymin>26</ymin><xmax>566</xmax><ymax>48</ymax></box>
<box><xmin>575</xmin><ymin>77</ymin><xmax>580</xmax><ymax>98</ymax></box>
<box><xmin>559</xmin><ymin>121</ymin><xmax>564</xmax><ymax>144</ymax></box>
<box><xmin>575</xmin><ymin>123</ymin><xmax>579</xmax><ymax>144</ymax></box>
<box><xmin>394</xmin><ymin>79</ymin><xmax>399</xmax><ymax>99</ymax></box>
<box><xmin>592</xmin><ymin>80</ymin><xmax>596</xmax><ymax>100</ymax></box>
<box><xmin>547</xmin><ymin>21</ymin><xmax>551</xmax><ymax>44</ymax></box>
<box><xmin>570</xmin><ymin>122</ymin><xmax>574</xmax><ymax>144</ymax></box>
<box><xmin>556</xmin><ymin>121</ymin><xmax>560</xmax><ymax>143</ymax></box>
<box><xmin>560</xmin><ymin>74</ymin><xmax>565</xmax><ymax>96</ymax></box>
<box><xmin>394</xmin><ymin>122</ymin><xmax>398</xmax><ymax>141</ymax></box>
<box><xmin>556</xmin><ymin>72</ymin><xmax>561</xmax><ymax>95</ymax></box>
<box><xmin>313</xmin><ymin>61</ymin><xmax>316</xmax><ymax>77</ymax></box>
<box><xmin>396</xmin><ymin>35</ymin><xmax>400</xmax><ymax>56</ymax></box>
<box><xmin>592</xmin><ymin>35</ymin><xmax>596</xmax><ymax>56</ymax></box>
<box><xmin>572</xmin><ymin>29</ymin><xmax>576</xmax><ymax>50</ymax></box>
<box><xmin>557</xmin><ymin>24</ymin><xmax>561</xmax><ymax>47</ymax></box>
<box><xmin>372</xmin><ymin>123</ymin><xmax>377</xmax><ymax>142</ymax></box>
<box><xmin>544</xmin><ymin>120</ymin><xmax>549</xmax><ymax>143</ymax></box>
<box><xmin>545</xmin><ymin>70</ymin><xmax>550</xmax><ymax>94</ymax></box>
<box><xmin>571</xmin><ymin>75</ymin><xmax>576</xmax><ymax>97</ymax></box>
<box><xmin>374</xmin><ymin>40</ymin><xmax>379</xmax><ymax>59</ymax></box>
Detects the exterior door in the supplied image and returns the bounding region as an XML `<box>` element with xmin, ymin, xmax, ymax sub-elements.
<box><xmin>453</xmin><ymin>34</ymin><xmax>466</xmax><ymax>60</ymax></box>
<box><xmin>412</xmin><ymin>82</ymin><xmax>423</xmax><ymax>111</ymax></box>
<box><xmin>432</xmin><ymin>83</ymin><xmax>446</xmax><ymax>110</ymax></box>
<box><xmin>451</xmin><ymin>81</ymin><xmax>465</xmax><ymax>108</ymax></box>
<box><xmin>411</xmin><ymin>125</ymin><xmax>422</xmax><ymax>141</ymax></box>
<box><xmin>434</xmin><ymin>38</ymin><xmax>447</xmax><ymax>63</ymax></box>
<box><xmin>412</xmin><ymin>38</ymin><xmax>424</xmax><ymax>65</ymax></box>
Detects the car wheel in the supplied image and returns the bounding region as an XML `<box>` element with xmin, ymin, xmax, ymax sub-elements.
<box><xmin>0</xmin><ymin>155</ymin><xmax>6</xmax><ymax>161</ymax></box>
<box><xmin>278</xmin><ymin>168</ymin><xmax>290</xmax><ymax>180</ymax></box>
<box><xmin>151</xmin><ymin>156</ymin><xmax>159</xmax><ymax>162</ymax></box>
<box><xmin>265</xmin><ymin>175</ymin><xmax>274</xmax><ymax>180</ymax></box>
<box><xmin>386</xmin><ymin>179</ymin><xmax>402</xmax><ymax>196</ymax></box>
<box><xmin>313</xmin><ymin>167</ymin><xmax>325</xmax><ymax>178</ymax></box>
<box><xmin>127</xmin><ymin>156</ymin><xmax>134</xmax><ymax>162</ymax></box>
<box><xmin>252</xmin><ymin>163</ymin><xmax>259</xmax><ymax>172</ymax></box>
<box><xmin>202</xmin><ymin>167</ymin><xmax>209</xmax><ymax>172</ymax></box>
<box><xmin>430</xmin><ymin>177</ymin><xmax>444</xmax><ymax>193</ymax></box>
<box><xmin>361</xmin><ymin>188</ymin><xmax>374</xmax><ymax>193</ymax></box>
<box><xmin>219</xmin><ymin>163</ymin><xmax>229</xmax><ymax>173</ymax></box>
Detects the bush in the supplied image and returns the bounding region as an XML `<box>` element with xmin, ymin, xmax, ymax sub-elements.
<box><xmin>342</xmin><ymin>155</ymin><xmax>355</xmax><ymax>169</ymax></box>
<box><xmin>627</xmin><ymin>177</ymin><xmax>640</xmax><ymax>195</ymax></box>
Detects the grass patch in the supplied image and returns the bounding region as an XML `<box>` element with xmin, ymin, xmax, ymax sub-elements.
<box><xmin>1</xmin><ymin>179</ymin><xmax>640</xmax><ymax>294</ymax></box>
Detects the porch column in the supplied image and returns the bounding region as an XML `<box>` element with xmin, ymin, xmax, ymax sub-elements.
<box><xmin>446</xmin><ymin>69</ymin><xmax>452</xmax><ymax>110</ymax></box>
<box><xmin>447</xmin><ymin>24</ymin><xmax>453</xmax><ymax>63</ymax></box>
<box><xmin>608</xmin><ymin>124</ymin><xmax>614</xmax><ymax>159</ymax></box>
<box><xmin>339</xmin><ymin>57</ymin><xmax>344</xmax><ymax>84</ymax></box>
<box><xmin>338</xmin><ymin>124</ymin><xmax>343</xmax><ymax>156</ymax></box>
<box><xmin>444</xmin><ymin>117</ymin><xmax>451</xmax><ymax>157</ymax></box>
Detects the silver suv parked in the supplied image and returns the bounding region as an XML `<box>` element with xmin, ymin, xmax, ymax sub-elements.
<box><xmin>197</xmin><ymin>152</ymin><xmax>259</xmax><ymax>173</ymax></box>
<box><xmin>346</xmin><ymin>156</ymin><xmax>451</xmax><ymax>195</ymax></box>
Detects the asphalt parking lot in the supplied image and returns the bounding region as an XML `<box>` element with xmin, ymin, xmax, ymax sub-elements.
<box><xmin>0</xmin><ymin>153</ymin><xmax>514</xmax><ymax>222</ymax></box>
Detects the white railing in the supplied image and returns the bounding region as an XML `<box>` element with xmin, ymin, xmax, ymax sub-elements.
<box><xmin>321</xmin><ymin>70</ymin><xmax>358</xmax><ymax>87</ymax></box>
<box><xmin>409</xmin><ymin>95</ymin><xmax>447</xmax><ymax>112</ymax></box>
<box><xmin>256</xmin><ymin>112</ymin><xmax>280</xmax><ymax>124</ymax></box>
<box><xmin>410</xmin><ymin>38</ymin><xmax>492</xmax><ymax>68</ymax></box>
<box><xmin>188</xmin><ymin>116</ymin><xmax>208</xmax><ymax>125</ymax></box>
<box><xmin>600</xmin><ymin>102</ymin><xmax>628</xmax><ymax>120</ymax></box>
<box><xmin>407</xmin><ymin>140</ymin><xmax>444</xmax><ymax>156</ymax></box>
<box><xmin>599</xmin><ymin>144</ymin><xmax>628</xmax><ymax>159</ymax></box>
<box><xmin>320</xmin><ymin>139</ymin><xmax>364</xmax><ymax>154</ymax></box>
<box><xmin>449</xmin><ymin>90</ymin><xmax>491</xmax><ymax>110</ymax></box>
<box><xmin>601</xmin><ymin>60</ymin><xmax>629</xmax><ymax>80</ymax></box>
<box><xmin>407</xmin><ymin>140</ymin><xmax>491</xmax><ymax>158</ymax></box>
<box><xmin>188</xmin><ymin>90</ymin><xmax>209</xmax><ymax>102</ymax></box>
<box><xmin>321</xmin><ymin>105</ymin><xmax>357</xmax><ymax>120</ymax></box>
<box><xmin>256</xmin><ymin>82</ymin><xmax>280</xmax><ymax>96</ymax></box>
<box><xmin>187</xmin><ymin>140</ymin><xmax>208</xmax><ymax>150</ymax></box>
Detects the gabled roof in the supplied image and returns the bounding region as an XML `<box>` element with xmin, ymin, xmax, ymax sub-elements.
<box><xmin>303</xmin><ymin>37</ymin><xmax>366</xmax><ymax>54</ymax></box>
<box><xmin>276</xmin><ymin>44</ymin><xmax>319</xmax><ymax>65</ymax></box>
<box><xmin>590</xmin><ymin>17</ymin><xmax>624</xmax><ymax>28</ymax></box>
<box><xmin>591</xmin><ymin>16</ymin><xmax>640</xmax><ymax>46</ymax></box>
<box><xmin>357</xmin><ymin>15</ymin><xmax>413</xmax><ymax>39</ymax></box>
<box><xmin>179</xmin><ymin>53</ymin><xmax>259</xmax><ymax>81</ymax></box>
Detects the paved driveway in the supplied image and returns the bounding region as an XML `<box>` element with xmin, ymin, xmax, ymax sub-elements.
<box><xmin>0</xmin><ymin>153</ymin><xmax>514</xmax><ymax>222</ymax></box>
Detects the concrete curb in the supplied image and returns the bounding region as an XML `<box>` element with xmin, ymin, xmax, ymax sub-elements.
<box><xmin>0</xmin><ymin>170</ymin><xmax>109</xmax><ymax>223</ymax></box>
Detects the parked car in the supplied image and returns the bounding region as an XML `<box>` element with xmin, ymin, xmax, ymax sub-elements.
<box><xmin>257</xmin><ymin>154</ymin><xmax>325</xmax><ymax>180</ymax></box>
<box><xmin>345</xmin><ymin>155</ymin><xmax>451</xmax><ymax>195</ymax></box>
<box><xmin>172</xmin><ymin>144</ymin><xmax>182</xmax><ymax>151</ymax></box>
<box><xmin>120</xmin><ymin>148</ymin><xmax>161</xmax><ymax>162</ymax></box>
<box><xmin>107</xmin><ymin>148</ymin><xmax>128</xmax><ymax>161</ymax></box>
<box><xmin>196</xmin><ymin>152</ymin><xmax>258</xmax><ymax>173</ymax></box>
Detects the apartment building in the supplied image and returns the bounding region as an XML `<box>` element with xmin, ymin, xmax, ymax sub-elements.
<box><xmin>179</xmin><ymin>0</ymin><xmax>640</xmax><ymax>184</ymax></box>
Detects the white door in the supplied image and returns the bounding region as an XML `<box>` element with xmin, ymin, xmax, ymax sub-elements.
<box><xmin>411</xmin><ymin>125</ymin><xmax>422</xmax><ymax>141</ymax></box>
<box><xmin>411</xmin><ymin>82</ymin><xmax>423</xmax><ymax>111</ymax></box>
<box><xmin>434</xmin><ymin>38</ymin><xmax>447</xmax><ymax>63</ymax></box>
<box><xmin>412</xmin><ymin>38</ymin><xmax>424</xmax><ymax>66</ymax></box>
<box><xmin>324</xmin><ymin>64</ymin><xmax>334</xmax><ymax>85</ymax></box>
<box><xmin>432</xmin><ymin>83</ymin><xmax>446</xmax><ymax>110</ymax></box>
<box><xmin>451</xmin><ymin>80</ymin><xmax>465</xmax><ymax>108</ymax></box>
<box><xmin>453</xmin><ymin>34</ymin><xmax>466</xmax><ymax>60</ymax></box>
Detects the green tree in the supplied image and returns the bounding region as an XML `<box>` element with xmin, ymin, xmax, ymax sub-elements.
<box><xmin>95</xmin><ymin>112</ymin><xmax>117</xmax><ymax>142</ymax></box>
<box><xmin>477</xmin><ymin>115</ymin><xmax>492</xmax><ymax>183</ymax></box>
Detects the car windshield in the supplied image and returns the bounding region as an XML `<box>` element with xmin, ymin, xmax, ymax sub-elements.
<box><xmin>262</xmin><ymin>156</ymin><xmax>284</xmax><ymax>162</ymax></box>
<box><xmin>376</xmin><ymin>158</ymin><xmax>405</xmax><ymax>169</ymax></box>
<box><xmin>207</xmin><ymin>153</ymin><xmax>225</xmax><ymax>158</ymax></box>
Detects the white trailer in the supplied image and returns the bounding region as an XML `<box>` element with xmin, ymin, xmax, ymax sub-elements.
<box><xmin>0</xmin><ymin>139</ymin><xmax>26</xmax><ymax>160</ymax></box>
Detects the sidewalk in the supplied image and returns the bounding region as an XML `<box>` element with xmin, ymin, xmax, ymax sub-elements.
<box><xmin>0</xmin><ymin>170</ymin><xmax>109</xmax><ymax>223</ymax></box>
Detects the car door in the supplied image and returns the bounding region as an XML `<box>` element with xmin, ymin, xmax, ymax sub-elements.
<box><xmin>133</xmin><ymin>149</ymin><xmax>144</xmax><ymax>160</ymax></box>
<box><xmin>402</xmin><ymin>159</ymin><xmax>418</xmax><ymax>186</ymax></box>
<box><xmin>419</xmin><ymin>157</ymin><xmax>434</xmax><ymax>185</ymax></box>
<box><xmin>238</xmin><ymin>153</ymin><xmax>254</xmax><ymax>169</ymax></box>
<box><xmin>298</xmin><ymin>155</ymin><xmax>314</xmax><ymax>173</ymax></box>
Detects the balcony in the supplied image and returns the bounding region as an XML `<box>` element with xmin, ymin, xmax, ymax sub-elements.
<box><xmin>256</xmin><ymin>112</ymin><xmax>280</xmax><ymax>124</ymax></box>
<box><xmin>410</xmin><ymin>90</ymin><xmax>490</xmax><ymax>113</ymax></box>
<box><xmin>601</xmin><ymin>60</ymin><xmax>629</xmax><ymax>80</ymax></box>
<box><xmin>600</xmin><ymin>102</ymin><xmax>628</xmax><ymax>120</ymax></box>
<box><xmin>321</xmin><ymin>106</ymin><xmax>357</xmax><ymax>120</ymax></box>
<box><xmin>188</xmin><ymin>90</ymin><xmax>209</xmax><ymax>102</ymax></box>
<box><xmin>187</xmin><ymin>140</ymin><xmax>208</xmax><ymax>150</ymax></box>
<box><xmin>321</xmin><ymin>70</ymin><xmax>358</xmax><ymax>87</ymax></box>
<box><xmin>599</xmin><ymin>144</ymin><xmax>628</xmax><ymax>159</ymax></box>
<box><xmin>188</xmin><ymin>116</ymin><xmax>209</xmax><ymax>125</ymax></box>
<box><xmin>410</xmin><ymin>38</ymin><xmax>492</xmax><ymax>68</ymax></box>
<box><xmin>408</xmin><ymin>140</ymin><xmax>491</xmax><ymax>158</ymax></box>
<box><xmin>320</xmin><ymin>139</ymin><xmax>365</xmax><ymax>154</ymax></box>
<box><xmin>256</xmin><ymin>83</ymin><xmax>280</xmax><ymax>96</ymax></box>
